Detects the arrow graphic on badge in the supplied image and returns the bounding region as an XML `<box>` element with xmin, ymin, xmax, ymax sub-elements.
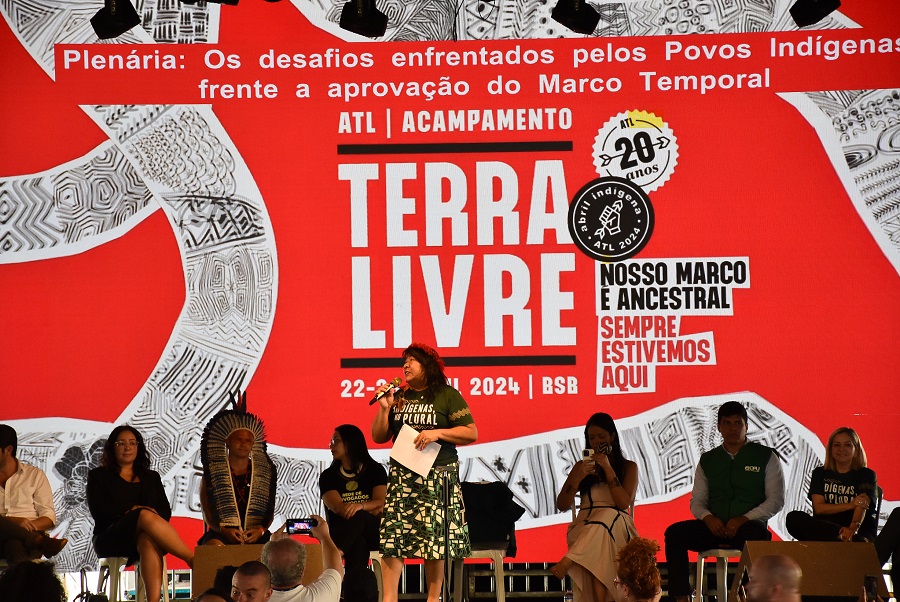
<box><xmin>596</xmin><ymin>136</ymin><xmax>672</xmax><ymax>167</ymax></box>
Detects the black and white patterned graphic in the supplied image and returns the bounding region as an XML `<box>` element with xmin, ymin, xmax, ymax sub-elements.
<box><xmin>296</xmin><ymin>0</ymin><xmax>853</xmax><ymax>42</ymax></box>
<box><xmin>783</xmin><ymin>89</ymin><xmax>900</xmax><ymax>274</ymax></box>
<box><xmin>2</xmin><ymin>0</ymin><xmax>275</xmax><ymax>569</ymax></box>
<box><xmin>0</xmin><ymin>144</ymin><xmax>155</xmax><ymax>258</ymax></box>
<box><xmin>5</xmin><ymin>0</ymin><xmax>840</xmax><ymax>45</ymax></box>
<box><xmin>0</xmin><ymin>0</ymin><xmax>213</xmax><ymax>77</ymax></box>
<box><xmin>21</xmin><ymin>394</ymin><xmax>885</xmax><ymax>572</ymax></box>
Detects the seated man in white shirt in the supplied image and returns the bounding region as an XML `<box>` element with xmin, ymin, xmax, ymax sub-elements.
<box><xmin>261</xmin><ymin>515</ymin><xmax>343</xmax><ymax>602</ymax></box>
<box><xmin>0</xmin><ymin>424</ymin><xmax>68</xmax><ymax>563</ymax></box>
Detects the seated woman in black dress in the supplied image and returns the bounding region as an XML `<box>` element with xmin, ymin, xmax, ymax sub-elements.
<box><xmin>87</xmin><ymin>425</ymin><xmax>194</xmax><ymax>601</ymax></box>
<box><xmin>199</xmin><ymin>408</ymin><xmax>276</xmax><ymax>545</ymax></box>
<box><xmin>786</xmin><ymin>426</ymin><xmax>877</xmax><ymax>542</ymax></box>
<box><xmin>319</xmin><ymin>424</ymin><xmax>387</xmax><ymax>569</ymax></box>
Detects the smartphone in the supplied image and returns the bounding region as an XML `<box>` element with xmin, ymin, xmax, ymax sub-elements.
<box><xmin>582</xmin><ymin>449</ymin><xmax>594</xmax><ymax>465</ymax></box>
<box><xmin>286</xmin><ymin>517</ymin><xmax>318</xmax><ymax>535</ymax></box>
<box><xmin>864</xmin><ymin>575</ymin><xmax>877</xmax><ymax>602</ymax></box>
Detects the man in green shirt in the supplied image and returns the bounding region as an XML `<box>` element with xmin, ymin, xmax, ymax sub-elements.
<box><xmin>664</xmin><ymin>402</ymin><xmax>785</xmax><ymax>602</ymax></box>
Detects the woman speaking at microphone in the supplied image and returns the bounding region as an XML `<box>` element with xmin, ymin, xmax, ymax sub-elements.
<box><xmin>371</xmin><ymin>343</ymin><xmax>478</xmax><ymax>602</ymax></box>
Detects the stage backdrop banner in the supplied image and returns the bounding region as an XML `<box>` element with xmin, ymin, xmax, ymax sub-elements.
<box><xmin>1</xmin><ymin>0</ymin><xmax>899</xmax><ymax>569</ymax></box>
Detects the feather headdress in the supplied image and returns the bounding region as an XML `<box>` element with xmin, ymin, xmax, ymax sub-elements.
<box><xmin>200</xmin><ymin>393</ymin><xmax>276</xmax><ymax>531</ymax></box>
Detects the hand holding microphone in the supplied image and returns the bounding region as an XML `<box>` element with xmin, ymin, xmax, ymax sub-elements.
<box><xmin>369</xmin><ymin>376</ymin><xmax>402</xmax><ymax>406</ymax></box>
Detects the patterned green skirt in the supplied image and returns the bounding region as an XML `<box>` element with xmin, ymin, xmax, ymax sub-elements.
<box><xmin>379</xmin><ymin>461</ymin><xmax>471</xmax><ymax>560</ymax></box>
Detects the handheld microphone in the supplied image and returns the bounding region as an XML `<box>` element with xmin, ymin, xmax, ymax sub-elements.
<box><xmin>369</xmin><ymin>377</ymin><xmax>402</xmax><ymax>406</ymax></box>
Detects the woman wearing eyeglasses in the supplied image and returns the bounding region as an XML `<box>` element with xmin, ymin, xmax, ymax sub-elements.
<box><xmin>611</xmin><ymin>537</ymin><xmax>662</xmax><ymax>602</ymax></box>
<box><xmin>319</xmin><ymin>424</ymin><xmax>387</xmax><ymax>570</ymax></box>
<box><xmin>87</xmin><ymin>425</ymin><xmax>194</xmax><ymax>601</ymax></box>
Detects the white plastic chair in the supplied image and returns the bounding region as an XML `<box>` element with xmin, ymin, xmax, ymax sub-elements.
<box><xmin>694</xmin><ymin>548</ymin><xmax>741</xmax><ymax>602</ymax></box>
<box><xmin>98</xmin><ymin>556</ymin><xmax>170</xmax><ymax>602</ymax></box>
<box><xmin>369</xmin><ymin>550</ymin><xmax>384</xmax><ymax>602</ymax></box>
<box><xmin>453</xmin><ymin>547</ymin><xmax>508</xmax><ymax>602</ymax></box>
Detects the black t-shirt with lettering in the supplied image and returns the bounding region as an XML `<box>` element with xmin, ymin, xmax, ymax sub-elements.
<box><xmin>388</xmin><ymin>386</ymin><xmax>474</xmax><ymax>465</ymax></box>
<box><xmin>318</xmin><ymin>460</ymin><xmax>388</xmax><ymax>525</ymax></box>
<box><xmin>808</xmin><ymin>466</ymin><xmax>877</xmax><ymax>540</ymax></box>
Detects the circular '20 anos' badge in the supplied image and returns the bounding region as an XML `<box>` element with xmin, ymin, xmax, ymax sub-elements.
<box><xmin>567</xmin><ymin>176</ymin><xmax>654</xmax><ymax>262</ymax></box>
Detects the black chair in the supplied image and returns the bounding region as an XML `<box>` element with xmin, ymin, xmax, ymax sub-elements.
<box><xmin>454</xmin><ymin>481</ymin><xmax>527</xmax><ymax>602</ymax></box>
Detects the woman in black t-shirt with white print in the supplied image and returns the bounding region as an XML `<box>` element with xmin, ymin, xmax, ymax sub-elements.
<box><xmin>319</xmin><ymin>424</ymin><xmax>387</xmax><ymax>569</ymax></box>
<box><xmin>786</xmin><ymin>426</ymin><xmax>877</xmax><ymax>542</ymax></box>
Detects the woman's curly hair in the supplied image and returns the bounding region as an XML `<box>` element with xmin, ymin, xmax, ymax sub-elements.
<box><xmin>616</xmin><ymin>537</ymin><xmax>661</xmax><ymax>600</ymax></box>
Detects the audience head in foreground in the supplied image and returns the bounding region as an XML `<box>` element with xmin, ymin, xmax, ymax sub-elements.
<box><xmin>613</xmin><ymin>537</ymin><xmax>662</xmax><ymax>602</ymax></box>
<box><xmin>746</xmin><ymin>554</ymin><xmax>801</xmax><ymax>602</ymax></box>
<box><xmin>196</xmin><ymin>587</ymin><xmax>233</xmax><ymax>602</ymax></box>
<box><xmin>260</xmin><ymin>514</ymin><xmax>344</xmax><ymax>601</ymax></box>
<box><xmin>261</xmin><ymin>537</ymin><xmax>307</xmax><ymax>590</ymax></box>
<box><xmin>232</xmin><ymin>560</ymin><xmax>273</xmax><ymax>602</ymax></box>
<box><xmin>0</xmin><ymin>559</ymin><xmax>66</xmax><ymax>602</ymax></box>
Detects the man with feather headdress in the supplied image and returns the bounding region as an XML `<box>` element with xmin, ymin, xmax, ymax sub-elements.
<box><xmin>199</xmin><ymin>397</ymin><xmax>277</xmax><ymax>545</ymax></box>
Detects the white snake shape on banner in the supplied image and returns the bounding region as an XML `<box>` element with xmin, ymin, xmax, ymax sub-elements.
<box><xmin>1</xmin><ymin>0</ymin><xmax>275</xmax><ymax>571</ymax></box>
<box><xmin>781</xmin><ymin>89</ymin><xmax>900</xmax><ymax>275</ymax></box>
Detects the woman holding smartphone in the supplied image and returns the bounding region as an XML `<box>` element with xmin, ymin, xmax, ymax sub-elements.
<box><xmin>551</xmin><ymin>412</ymin><xmax>638</xmax><ymax>602</ymax></box>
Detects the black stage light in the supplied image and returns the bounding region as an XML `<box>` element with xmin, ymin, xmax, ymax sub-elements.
<box><xmin>91</xmin><ymin>0</ymin><xmax>141</xmax><ymax>39</ymax></box>
<box><xmin>339</xmin><ymin>0</ymin><xmax>388</xmax><ymax>38</ymax></box>
<box><xmin>789</xmin><ymin>0</ymin><xmax>841</xmax><ymax>27</ymax></box>
<box><xmin>551</xmin><ymin>0</ymin><xmax>600</xmax><ymax>35</ymax></box>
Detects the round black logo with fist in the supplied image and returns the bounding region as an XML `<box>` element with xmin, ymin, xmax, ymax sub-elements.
<box><xmin>567</xmin><ymin>177</ymin><xmax>654</xmax><ymax>262</ymax></box>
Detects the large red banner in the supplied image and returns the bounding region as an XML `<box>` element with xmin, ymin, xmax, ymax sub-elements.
<box><xmin>1</xmin><ymin>0</ymin><xmax>898</xmax><ymax>569</ymax></box>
